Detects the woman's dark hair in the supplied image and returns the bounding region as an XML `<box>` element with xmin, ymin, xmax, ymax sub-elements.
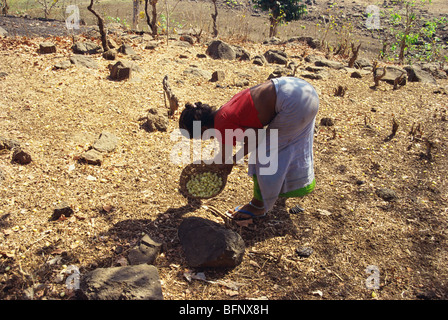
<box><xmin>179</xmin><ymin>102</ymin><xmax>215</xmax><ymax>138</ymax></box>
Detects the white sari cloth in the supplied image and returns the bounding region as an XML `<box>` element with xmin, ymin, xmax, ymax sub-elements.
<box><xmin>247</xmin><ymin>77</ymin><xmax>319</xmax><ymax>212</ymax></box>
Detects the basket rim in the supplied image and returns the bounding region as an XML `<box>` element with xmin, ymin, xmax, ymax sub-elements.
<box><xmin>179</xmin><ymin>163</ymin><xmax>229</xmax><ymax>199</ymax></box>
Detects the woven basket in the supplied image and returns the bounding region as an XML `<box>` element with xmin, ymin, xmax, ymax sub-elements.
<box><xmin>179</xmin><ymin>163</ymin><xmax>231</xmax><ymax>200</ymax></box>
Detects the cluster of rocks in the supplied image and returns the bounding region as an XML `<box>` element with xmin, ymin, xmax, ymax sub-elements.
<box><xmin>202</xmin><ymin>38</ymin><xmax>447</xmax><ymax>88</ymax></box>
<box><xmin>37</xmin><ymin>26</ymin><xmax>448</xmax><ymax>89</ymax></box>
<box><xmin>40</xmin><ymin>37</ymin><xmax>145</xmax><ymax>82</ymax></box>
<box><xmin>78</xmin><ymin>131</ymin><xmax>118</xmax><ymax>166</ymax></box>
<box><xmin>79</xmin><ymin>233</ymin><xmax>164</xmax><ymax>300</ymax></box>
<box><xmin>77</xmin><ymin>217</ymin><xmax>245</xmax><ymax>299</ymax></box>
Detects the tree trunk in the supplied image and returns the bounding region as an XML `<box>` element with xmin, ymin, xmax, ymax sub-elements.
<box><xmin>132</xmin><ymin>0</ymin><xmax>139</xmax><ymax>30</ymax></box>
<box><xmin>348</xmin><ymin>43</ymin><xmax>361</xmax><ymax>68</ymax></box>
<box><xmin>269</xmin><ymin>15</ymin><xmax>279</xmax><ymax>38</ymax></box>
<box><xmin>398</xmin><ymin>3</ymin><xmax>415</xmax><ymax>64</ymax></box>
<box><xmin>145</xmin><ymin>0</ymin><xmax>158</xmax><ymax>37</ymax></box>
<box><xmin>1</xmin><ymin>0</ymin><xmax>9</xmax><ymax>15</ymax></box>
<box><xmin>87</xmin><ymin>0</ymin><xmax>109</xmax><ymax>51</ymax></box>
<box><xmin>211</xmin><ymin>0</ymin><xmax>218</xmax><ymax>38</ymax></box>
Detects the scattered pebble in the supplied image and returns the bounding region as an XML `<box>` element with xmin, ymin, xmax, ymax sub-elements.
<box><xmin>296</xmin><ymin>246</ymin><xmax>313</xmax><ymax>258</ymax></box>
<box><xmin>12</xmin><ymin>148</ymin><xmax>32</xmax><ymax>165</ymax></box>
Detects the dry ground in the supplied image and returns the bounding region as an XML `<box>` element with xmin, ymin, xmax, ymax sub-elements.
<box><xmin>0</xmin><ymin>1</ymin><xmax>448</xmax><ymax>301</ymax></box>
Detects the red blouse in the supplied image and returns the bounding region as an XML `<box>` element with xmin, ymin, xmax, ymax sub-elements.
<box><xmin>213</xmin><ymin>88</ymin><xmax>263</xmax><ymax>146</ymax></box>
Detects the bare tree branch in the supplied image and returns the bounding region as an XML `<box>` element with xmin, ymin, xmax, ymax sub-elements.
<box><xmin>87</xmin><ymin>0</ymin><xmax>109</xmax><ymax>52</ymax></box>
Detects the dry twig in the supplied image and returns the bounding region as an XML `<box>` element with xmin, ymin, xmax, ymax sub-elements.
<box><xmin>372</xmin><ymin>61</ymin><xmax>387</xmax><ymax>88</ymax></box>
<box><xmin>162</xmin><ymin>75</ymin><xmax>179</xmax><ymax>116</ymax></box>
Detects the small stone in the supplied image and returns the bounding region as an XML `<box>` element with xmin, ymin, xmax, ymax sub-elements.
<box><xmin>51</xmin><ymin>202</ymin><xmax>74</xmax><ymax>221</ymax></box>
<box><xmin>72</xmin><ymin>41</ymin><xmax>102</xmax><ymax>54</ymax></box>
<box><xmin>312</xmin><ymin>290</ymin><xmax>323</xmax><ymax>297</ymax></box>
<box><xmin>102</xmin><ymin>49</ymin><xmax>117</xmax><ymax>61</ymax></box>
<box><xmin>145</xmin><ymin>41</ymin><xmax>159</xmax><ymax>50</ymax></box>
<box><xmin>11</xmin><ymin>148</ymin><xmax>32</xmax><ymax>165</ymax></box>
<box><xmin>376</xmin><ymin>188</ymin><xmax>397</xmax><ymax>201</ymax></box>
<box><xmin>92</xmin><ymin>131</ymin><xmax>118</xmax><ymax>153</ymax></box>
<box><xmin>317</xmin><ymin>209</ymin><xmax>332</xmax><ymax>216</ymax></box>
<box><xmin>210</xmin><ymin>70</ymin><xmax>225</xmax><ymax>82</ymax></box>
<box><xmin>54</xmin><ymin>60</ymin><xmax>72</xmax><ymax>70</ymax></box>
<box><xmin>70</xmin><ymin>55</ymin><xmax>99</xmax><ymax>69</ymax></box>
<box><xmin>320</xmin><ymin>117</ymin><xmax>334</xmax><ymax>126</ymax></box>
<box><xmin>178</xmin><ymin>217</ymin><xmax>245</xmax><ymax>268</ymax></box>
<box><xmin>143</xmin><ymin>108</ymin><xmax>169</xmax><ymax>132</ymax></box>
<box><xmin>264</xmin><ymin>49</ymin><xmax>288</xmax><ymax>64</ymax></box>
<box><xmin>39</xmin><ymin>42</ymin><xmax>56</xmax><ymax>54</ymax></box>
<box><xmin>314</xmin><ymin>58</ymin><xmax>344</xmax><ymax>70</ymax></box>
<box><xmin>180</xmin><ymin>34</ymin><xmax>195</xmax><ymax>44</ymax></box>
<box><xmin>128</xmin><ymin>234</ymin><xmax>162</xmax><ymax>265</ymax></box>
<box><xmin>80</xmin><ymin>264</ymin><xmax>163</xmax><ymax>300</ymax></box>
<box><xmin>80</xmin><ymin>149</ymin><xmax>103</xmax><ymax>165</ymax></box>
<box><xmin>107</xmin><ymin>38</ymin><xmax>118</xmax><ymax>49</ymax></box>
<box><xmin>0</xmin><ymin>137</ymin><xmax>20</xmax><ymax>150</ymax></box>
<box><xmin>109</xmin><ymin>60</ymin><xmax>140</xmax><ymax>81</ymax></box>
<box><xmin>351</xmin><ymin>71</ymin><xmax>363</xmax><ymax>78</ymax></box>
<box><xmin>296</xmin><ymin>247</ymin><xmax>313</xmax><ymax>257</ymax></box>
<box><xmin>206</xmin><ymin>40</ymin><xmax>236</xmax><ymax>60</ymax></box>
<box><xmin>183</xmin><ymin>67</ymin><xmax>212</xmax><ymax>79</ymax></box>
<box><xmin>252</xmin><ymin>54</ymin><xmax>267</xmax><ymax>66</ymax></box>
<box><xmin>302</xmin><ymin>73</ymin><xmax>325</xmax><ymax>80</ymax></box>
<box><xmin>118</xmin><ymin>44</ymin><xmax>136</xmax><ymax>55</ymax></box>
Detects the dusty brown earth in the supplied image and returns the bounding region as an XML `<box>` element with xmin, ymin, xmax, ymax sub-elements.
<box><xmin>0</xmin><ymin>1</ymin><xmax>448</xmax><ymax>302</ymax></box>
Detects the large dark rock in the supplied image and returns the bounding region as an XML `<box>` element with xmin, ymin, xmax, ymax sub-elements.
<box><xmin>72</xmin><ymin>41</ymin><xmax>102</xmax><ymax>54</ymax></box>
<box><xmin>178</xmin><ymin>217</ymin><xmax>245</xmax><ymax>268</ymax></box>
<box><xmin>404</xmin><ymin>65</ymin><xmax>437</xmax><ymax>84</ymax></box>
<box><xmin>206</xmin><ymin>40</ymin><xmax>236</xmax><ymax>60</ymax></box>
<box><xmin>70</xmin><ymin>55</ymin><xmax>99</xmax><ymax>69</ymax></box>
<box><xmin>109</xmin><ymin>60</ymin><xmax>141</xmax><ymax>81</ymax></box>
<box><xmin>314</xmin><ymin>57</ymin><xmax>344</xmax><ymax>70</ymax></box>
<box><xmin>264</xmin><ymin>49</ymin><xmax>288</xmax><ymax>65</ymax></box>
<box><xmin>380</xmin><ymin>66</ymin><xmax>408</xmax><ymax>85</ymax></box>
<box><xmin>118</xmin><ymin>44</ymin><xmax>137</xmax><ymax>55</ymax></box>
<box><xmin>39</xmin><ymin>42</ymin><xmax>56</xmax><ymax>54</ymax></box>
<box><xmin>80</xmin><ymin>265</ymin><xmax>163</xmax><ymax>300</ymax></box>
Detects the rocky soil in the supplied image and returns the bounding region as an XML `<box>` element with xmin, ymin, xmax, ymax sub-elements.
<box><xmin>0</xmin><ymin>0</ymin><xmax>447</xmax><ymax>302</ymax></box>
